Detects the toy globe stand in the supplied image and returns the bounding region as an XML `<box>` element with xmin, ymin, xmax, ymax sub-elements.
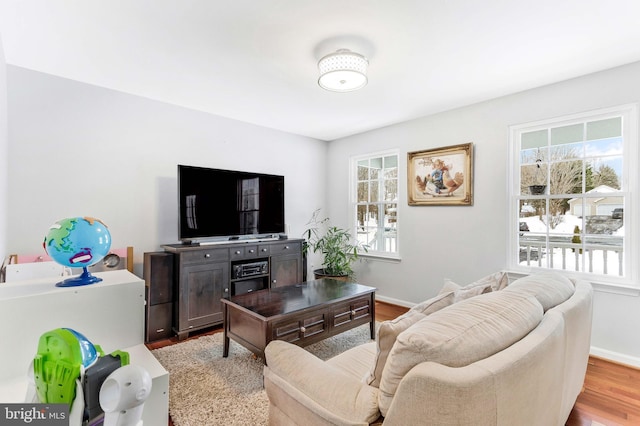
<box><xmin>56</xmin><ymin>266</ymin><xmax>103</xmax><ymax>287</ymax></box>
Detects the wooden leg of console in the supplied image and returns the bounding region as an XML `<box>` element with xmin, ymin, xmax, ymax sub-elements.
<box><xmin>223</xmin><ymin>303</ymin><xmax>230</xmax><ymax>357</ymax></box>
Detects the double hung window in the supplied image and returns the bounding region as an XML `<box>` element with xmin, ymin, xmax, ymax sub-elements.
<box><xmin>352</xmin><ymin>152</ymin><xmax>399</xmax><ymax>257</ymax></box>
<box><xmin>509</xmin><ymin>105</ymin><xmax>637</xmax><ymax>284</ymax></box>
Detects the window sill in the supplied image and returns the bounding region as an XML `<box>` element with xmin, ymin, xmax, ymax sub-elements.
<box><xmin>589</xmin><ymin>281</ymin><xmax>640</xmax><ymax>296</ymax></box>
<box><xmin>360</xmin><ymin>252</ymin><xmax>402</xmax><ymax>263</ymax></box>
<box><xmin>504</xmin><ymin>268</ymin><xmax>640</xmax><ymax>297</ymax></box>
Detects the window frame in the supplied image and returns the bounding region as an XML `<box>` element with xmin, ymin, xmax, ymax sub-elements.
<box><xmin>508</xmin><ymin>104</ymin><xmax>639</xmax><ymax>287</ymax></box>
<box><xmin>350</xmin><ymin>150</ymin><xmax>401</xmax><ymax>260</ymax></box>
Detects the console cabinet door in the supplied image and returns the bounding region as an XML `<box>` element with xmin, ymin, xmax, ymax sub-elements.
<box><xmin>177</xmin><ymin>261</ymin><xmax>229</xmax><ymax>334</ymax></box>
<box><xmin>270</xmin><ymin>241</ymin><xmax>303</xmax><ymax>288</ymax></box>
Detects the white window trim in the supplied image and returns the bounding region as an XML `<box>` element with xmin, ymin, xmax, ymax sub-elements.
<box><xmin>350</xmin><ymin>149</ymin><xmax>401</xmax><ymax>261</ymax></box>
<box><xmin>507</xmin><ymin>104</ymin><xmax>639</xmax><ymax>288</ymax></box>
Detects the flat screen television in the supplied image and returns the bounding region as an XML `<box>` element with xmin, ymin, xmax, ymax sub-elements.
<box><xmin>178</xmin><ymin>165</ymin><xmax>285</xmax><ymax>243</ymax></box>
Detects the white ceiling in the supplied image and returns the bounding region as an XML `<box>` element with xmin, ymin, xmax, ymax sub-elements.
<box><xmin>2</xmin><ymin>1</ymin><xmax>640</xmax><ymax>141</ymax></box>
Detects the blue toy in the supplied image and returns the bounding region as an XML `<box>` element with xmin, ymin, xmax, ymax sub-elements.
<box><xmin>43</xmin><ymin>217</ymin><xmax>112</xmax><ymax>287</ymax></box>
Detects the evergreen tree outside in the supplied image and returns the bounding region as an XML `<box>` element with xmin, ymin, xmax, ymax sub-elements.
<box><xmin>571</xmin><ymin>225</ymin><xmax>583</xmax><ymax>254</ymax></box>
<box><xmin>584</xmin><ymin>164</ymin><xmax>594</xmax><ymax>192</ymax></box>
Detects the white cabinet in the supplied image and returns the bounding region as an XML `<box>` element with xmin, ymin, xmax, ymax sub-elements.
<box><xmin>0</xmin><ymin>270</ymin><xmax>169</xmax><ymax>426</ymax></box>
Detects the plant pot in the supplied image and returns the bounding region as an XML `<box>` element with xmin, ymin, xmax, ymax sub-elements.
<box><xmin>313</xmin><ymin>268</ymin><xmax>349</xmax><ymax>282</ymax></box>
<box><xmin>529</xmin><ymin>185</ymin><xmax>547</xmax><ymax>195</ymax></box>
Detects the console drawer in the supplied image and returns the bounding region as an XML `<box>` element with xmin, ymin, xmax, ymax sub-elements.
<box><xmin>331</xmin><ymin>295</ymin><xmax>373</xmax><ymax>330</ymax></box>
<box><xmin>272</xmin><ymin>310</ymin><xmax>328</xmax><ymax>344</ymax></box>
<box><xmin>269</xmin><ymin>241</ymin><xmax>302</xmax><ymax>254</ymax></box>
<box><xmin>179</xmin><ymin>248</ymin><xmax>229</xmax><ymax>265</ymax></box>
<box><xmin>230</xmin><ymin>245</ymin><xmax>260</xmax><ymax>260</ymax></box>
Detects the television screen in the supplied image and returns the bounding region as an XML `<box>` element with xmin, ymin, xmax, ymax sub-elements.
<box><xmin>178</xmin><ymin>165</ymin><xmax>285</xmax><ymax>242</ymax></box>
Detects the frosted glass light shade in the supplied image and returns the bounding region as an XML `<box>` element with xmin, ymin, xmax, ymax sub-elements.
<box><xmin>318</xmin><ymin>49</ymin><xmax>368</xmax><ymax>92</ymax></box>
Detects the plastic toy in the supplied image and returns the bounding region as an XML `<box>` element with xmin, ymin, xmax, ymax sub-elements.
<box><xmin>43</xmin><ymin>217</ymin><xmax>112</xmax><ymax>287</ymax></box>
<box><xmin>33</xmin><ymin>328</ymin><xmax>104</xmax><ymax>408</ymax></box>
<box><xmin>28</xmin><ymin>328</ymin><xmax>149</xmax><ymax>426</ymax></box>
<box><xmin>100</xmin><ymin>365</ymin><xmax>152</xmax><ymax>426</ymax></box>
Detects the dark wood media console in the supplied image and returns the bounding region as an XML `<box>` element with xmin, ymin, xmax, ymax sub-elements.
<box><xmin>222</xmin><ymin>278</ymin><xmax>376</xmax><ymax>361</ymax></box>
<box><xmin>143</xmin><ymin>238</ymin><xmax>305</xmax><ymax>342</ymax></box>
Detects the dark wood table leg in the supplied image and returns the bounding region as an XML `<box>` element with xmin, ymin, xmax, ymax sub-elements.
<box><xmin>223</xmin><ymin>302</ymin><xmax>230</xmax><ymax>357</ymax></box>
<box><xmin>370</xmin><ymin>293</ymin><xmax>376</xmax><ymax>339</ymax></box>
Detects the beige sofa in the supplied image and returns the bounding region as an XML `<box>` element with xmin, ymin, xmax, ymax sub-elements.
<box><xmin>263</xmin><ymin>272</ymin><xmax>593</xmax><ymax>425</ymax></box>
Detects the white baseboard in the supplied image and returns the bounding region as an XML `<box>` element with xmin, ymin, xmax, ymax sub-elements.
<box><xmin>590</xmin><ymin>346</ymin><xmax>640</xmax><ymax>369</ymax></box>
<box><xmin>376</xmin><ymin>294</ymin><xmax>415</xmax><ymax>308</ymax></box>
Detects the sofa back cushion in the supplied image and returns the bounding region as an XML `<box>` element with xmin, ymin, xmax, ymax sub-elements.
<box><xmin>503</xmin><ymin>272</ymin><xmax>575</xmax><ymax>312</ymax></box>
<box><xmin>378</xmin><ymin>291</ymin><xmax>544</xmax><ymax>416</ymax></box>
<box><xmin>368</xmin><ymin>283</ymin><xmax>493</xmax><ymax>388</ymax></box>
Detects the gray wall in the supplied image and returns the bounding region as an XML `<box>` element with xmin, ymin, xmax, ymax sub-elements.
<box><xmin>328</xmin><ymin>61</ymin><xmax>640</xmax><ymax>366</ymax></box>
<box><xmin>6</xmin><ymin>67</ymin><xmax>327</xmax><ymax>276</ymax></box>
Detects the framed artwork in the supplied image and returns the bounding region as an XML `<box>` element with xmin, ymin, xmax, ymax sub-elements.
<box><xmin>407</xmin><ymin>142</ymin><xmax>474</xmax><ymax>206</ymax></box>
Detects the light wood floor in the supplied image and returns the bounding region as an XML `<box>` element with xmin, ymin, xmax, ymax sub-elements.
<box><xmin>148</xmin><ymin>301</ymin><xmax>640</xmax><ymax>426</ymax></box>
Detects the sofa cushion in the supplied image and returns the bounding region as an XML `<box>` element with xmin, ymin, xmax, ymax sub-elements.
<box><xmin>366</xmin><ymin>309</ymin><xmax>428</xmax><ymax>387</ymax></box>
<box><xmin>503</xmin><ymin>272</ymin><xmax>575</xmax><ymax>312</ymax></box>
<box><xmin>328</xmin><ymin>341</ymin><xmax>377</xmax><ymax>381</ymax></box>
<box><xmin>367</xmin><ymin>283</ymin><xmax>492</xmax><ymax>388</ymax></box>
<box><xmin>366</xmin><ymin>292</ymin><xmax>457</xmax><ymax>388</ymax></box>
<box><xmin>439</xmin><ymin>270</ymin><xmax>509</xmax><ymax>295</ymax></box>
<box><xmin>377</xmin><ymin>291</ymin><xmax>544</xmax><ymax>416</ymax></box>
<box><xmin>366</xmin><ymin>283</ymin><xmax>490</xmax><ymax>387</ymax></box>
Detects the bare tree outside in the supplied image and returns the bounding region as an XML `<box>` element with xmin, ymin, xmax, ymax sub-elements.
<box><xmin>593</xmin><ymin>164</ymin><xmax>620</xmax><ymax>189</ymax></box>
<box><xmin>521</xmin><ymin>148</ymin><xmax>582</xmax><ymax>229</ymax></box>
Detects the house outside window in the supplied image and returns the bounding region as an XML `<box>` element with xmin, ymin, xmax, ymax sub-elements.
<box><xmin>509</xmin><ymin>104</ymin><xmax>638</xmax><ymax>285</ymax></box>
<box><xmin>352</xmin><ymin>151</ymin><xmax>399</xmax><ymax>258</ymax></box>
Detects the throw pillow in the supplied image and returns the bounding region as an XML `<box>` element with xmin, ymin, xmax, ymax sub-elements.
<box><xmin>453</xmin><ymin>283</ymin><xmax>492</xmax><ymax>302</ymax></box>
<box><xmin>437</xmin><ymin>280</ymin><xmax>493</xmax><ymax>301</ymax></box>
<box><xmin>410</xmin><ymin>291</ymin><xmax>456</xmax><ymax>315</ymax></box>
<box><xmin>365</xmin><ymin>310</ymin><xmax>427</xmax><ymax>387</ymax></box>
<box><xmin>377</xmin><ymin>291</ymin><xmax>543</xmax><ymax>417</ymax></box>
<box><xmin>438</xmin><ymin>279</ymin><xmax>460</xmax><ymax>295</ymax></box>
<box><xmin>439</xmin><ymin>271</ymin><xmax>509</xmax><ymax>295</ymax></box>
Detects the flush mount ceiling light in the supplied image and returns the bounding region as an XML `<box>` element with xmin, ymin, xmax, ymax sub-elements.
<box><xmin>318</xmin><ymin>49</ymin><xmax>368</xmax><ymax>92</ymax></box>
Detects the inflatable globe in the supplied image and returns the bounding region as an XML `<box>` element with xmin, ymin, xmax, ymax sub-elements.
<box><xmin>43</xmin><ymin>217</ymin><xmax>112</xmax><ymax>287</ymax></box>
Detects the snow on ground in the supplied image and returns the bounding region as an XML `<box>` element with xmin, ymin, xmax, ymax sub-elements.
<box><xmin>520</xmin><ymin>214</ymin><xmax>624</xmax><ymax>236</ymax></box>
<box><xmin>519</xmin><ymin>214</ymin><xmax>624</xmax><ymax>276</ymax></box>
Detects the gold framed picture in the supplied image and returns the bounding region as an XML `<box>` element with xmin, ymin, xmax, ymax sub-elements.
<box><xmin>408</xmin><ymin>143</ymin><xmax>474</xmax><ymax>206</ymax></box>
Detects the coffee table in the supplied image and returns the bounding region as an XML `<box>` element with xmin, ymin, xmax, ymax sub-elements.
<box><xmin>221</xmin><ymin>278</ymin><xmax>376</xmax><ymax>361</ymax></box>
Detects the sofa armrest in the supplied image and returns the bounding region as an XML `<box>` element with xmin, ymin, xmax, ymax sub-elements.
<box><xmin>264</xmin><ymin>340</ymin><xmax>379</xmax><ymax>425</ymax></box>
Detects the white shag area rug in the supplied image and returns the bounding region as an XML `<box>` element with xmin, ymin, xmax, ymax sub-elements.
<box><xmin>152</xmin><ymin>324</ymin><xmax>375</xmax><ymax>426</ymax></box>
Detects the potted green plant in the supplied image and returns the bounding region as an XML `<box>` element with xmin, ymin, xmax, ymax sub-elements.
<box><xmin>303</xmin><ymin>209</ymin><xmax>368</xmax><ymax>281</ymax></box>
